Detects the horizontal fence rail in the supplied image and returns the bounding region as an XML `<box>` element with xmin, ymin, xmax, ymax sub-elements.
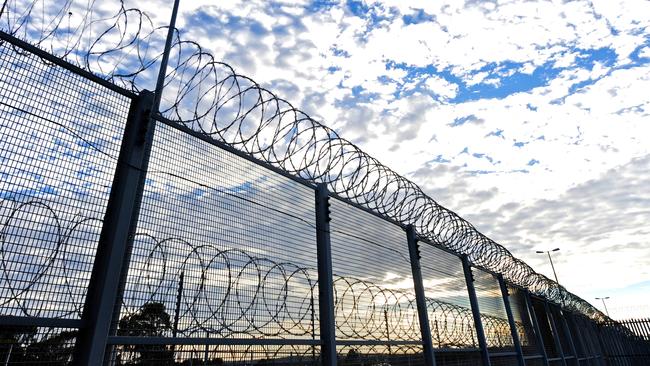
<box><xmin>0</xmin><ymin>1</ymin><xmax>649</xmax><ymax>366</ymax></box>
<box><xmin>0</xmin><ymin>0</ymin><xmax>602</xmax><ymax>319</ymax></box>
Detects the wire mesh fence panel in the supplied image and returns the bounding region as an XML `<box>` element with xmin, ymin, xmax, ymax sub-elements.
<box><xmin>336</xmin><ymin>344</ymin><xmax>424</xmax><ymax>366</ymax></box>
<box><xmin>0</xmin><ymin>0</ymin><xmax>174</xmax><ymax>94</ymax></box>
<box><xmin>418</xmin><ymin>244</ymin><xmax>478</xmax><ymax>351</ymax></box>
<box><xmin>531</xmin><ymin>297</ymin><xmax>559</xmax><ymax>359</ymax></box>
<box><xmin>108</xmin><ymin>344</ymin><xmax>321</xmax><ymax>366</ymax></box>
<box><xmin>328</xmin><ymin>197</ymin><xmax>421</xmax><ymax>355</ymax></box>
<box><xmin>508</xmin><ymin>285</ymin><xmax>540</xmax><ymax>357</ymax></box>
<box><xmin>0</xmin><ymin>40</ymin><xmax>131</xmax><ymax>319</ymax></box>
<box><xmin>433</xmin><ymin>350</ymin><xmax>483</xmax><ymax>366</ymax></box>
<box><xmin>0</xmin><ymin>326</ymin><xmax>78</xmax><ymax>365</ymax></box>
<box><xmin>472</xmin><ymin>268</ymin><xmax>514</xmax><ymax>353</ymax></box>
<box><xmin>580</xmin><ymin>316</ymin><xmax>601</xmax><ymax>361</ymax></box>
<box><xmin>567</xmin><ymin>314</ymin><xmax>590</xmax><ymax>361</ymax></box>
<box><xmin>115</xmin><ymin>119</ymin><xmax>319</xmax><ymax>352</ymax></box>
<box><xmin>548</xmin><ymin>305</ymin><xmax>573</xmax><ymax>361</ymax></box>
<box><xmin>522</xmin><ymin>357</ymin><xmax>546</xmax><ymax>366</ymax></box>
<box><xmin>2</xmin><ymin>2</ymin><xmax>650</xmax><ymax>365</ymax></box>
<box><xmin>489</xmin><ymin>355</ymin><xmax>519</xmax><ymax>366</ymax></box>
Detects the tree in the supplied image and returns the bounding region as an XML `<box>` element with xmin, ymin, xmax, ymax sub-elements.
<box><xmin>0</xmin><ymin>324</ymin><xmax>37</xmax><ymax>363</ymax></box>
<box><xmin>22</xmin><ymin>330</ymin><xmax>77</xmax><ymax>364</ymax></box>
<box><xmin>1</xmin><ymin>325</ymin><xmax>77</xmax><ymax>365</ymax></box>
<box><xmin>340</xmin><ymin>348</ymin><xmax>363</xmax><ymax>366</ymax></box>
<box><xmin>117</xmin><ymin>302</ymin><xmax>174</xmax><ymax>365</ymax></box>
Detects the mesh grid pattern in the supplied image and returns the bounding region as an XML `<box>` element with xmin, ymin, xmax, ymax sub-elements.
<box><xmin>118</xmin><ymin>120</ymin><xmax>319</xmax><ymax>341</ymax></box>
<box><xmin>548</xmin><ymin>306</ymin><xmax>573</xmax><ymax>359</ymax></box>
<box><xmin>522</xmin><ymin>358</ymin><xmax>545</xmax><ymax>366</ymax></box>
<box><xmin>419</xmin><ymin>244</ymin><xmax>477</xmax><ymax>349</ymax></box>
<box><xmin>1</xmin><ymin>18</ymin><xmax>645</xmax><ymax>366</ymax></box>
<box><xmin>508</xmin><ymin>285</ymin><xmax>540</xmax><ymax>356</ymax></box>
<box><xmin>0</xmin><ymin>326</ymin><xmax>77</xmax><ymax>365</ymax></box>
<box><xmin>472</xmin><ymin>269</ymin><xmax>514</xmax><ymax>351</ymax></box>
<box><xmin>110</xmin><ymin>343</ymin><xmax>321</xmax><ymax>365</ymax></box>
<box><xmin>531</xmin><ymin>297</ymin><xmax>559</xmax><ymax>358</ymax></box>
<box><xmin>576</xmin><ymin>316</ymin><xmax>600</xmax><ymax>360</ymax></box>
<box><xmin>571</xmin><ymin>315</ymin><xmax>598</xmax><ymax>360</ymax></box>
<box><xmin>337</xmin><ymin>344</ymin><xmax>423</xmax><ymax>366</ymax></box>
<box><xmin>567</xmin><ymin>316</ymin><xmax>587</xmax><ymax>358</ymax></box>
<box><xmin>489</xmin><ymin>355</ymin><xmax>519</xmax><ymax>366</ymax></box>
<box><xmin>0</xmin><ymin>40</ymin><xmax>130</xmax><ymax>319</ymax></box>
<box><xmin>434</xmin><ymin>350</ymin><xmax>482</xmax><ymax>366</ymax></box>
<box><xmin>329</xmin><ymin>198</ymin><xmax>419</xmax><ymax>343</ymax></box>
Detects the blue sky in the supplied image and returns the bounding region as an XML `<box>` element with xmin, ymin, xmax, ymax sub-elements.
<box><xmin>4</xmin><ymin>0</ymin><xmax>648</xmax><ymax>319</ymax></box>
<box><xmin>164</xmin><ymin>0</ymin><xmax>650</xmax><ymax>318</ymax></box>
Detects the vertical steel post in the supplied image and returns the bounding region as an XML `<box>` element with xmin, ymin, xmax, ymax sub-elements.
<box><xmin>461</xmin><ymin>255</ymin><xmax>491</xmax><ymax>366</ymax></box>
<box><xmin>566</xmin><ymin>313</ymin><xmax>587</xmax><ymax>363</ymax></box>
<box><xmin>406</xmin><ymin>225</ymin><xmax>437</xmax><ymax>366</ymax></box>
<box><xmin>545</xmin><ymin>300</ymin><xmax>568</xmax><ymax>366</ymax></box>
<box><xmin>497</xmin><ymin>275</ymin><xmax>525</xmax><ymax>366</ymax></box>
<box><xmin>151</xmin><ymin>0</ymin><xmax>181</xmax><ymax>112</ymax></box>
<box><xmin>524</xmin><ymin>291</ymin><xmax>549</xmax><ymax>366</ymax></box>
<box><xmin>593</xmin><ymin>320</ymin><xmax>608</xmax><ymax>366</ymax></box>
<box><xmin>384</xmin><ymin>308</ymin><xmax>392</xmax><ymax>355</ymax></box>
<box><xmin>558</xmin><ymin>309</ymin><xmax>579</xmax><ymax>365</ymax></box>
<box><xmin>315</xmin><ymin>183</ymin><xmax>337</xmax><ymax>366</ymax></box>
<box><xmin>73</xmin><ymin>90</ymin><xmax>155</xmax><ymax>365</ymax></box>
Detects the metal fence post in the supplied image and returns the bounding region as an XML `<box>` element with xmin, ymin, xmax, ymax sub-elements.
<box><xmin>545</xmin><ymin>300</ymin><xmax>568</xmax><ymax>366</ymax></box>
<box><xmin>497</xmin><ymin>275</ymin><xmax>525</xmax><ymax>366</ymax></box>
<box><xmin>315</xmin><ymin>183</ymin><xmax>337</xmax><ymax>366</ymax></box>
<box><xmin>73</xmin><ymin>90</ymin><xmax>155</xmax><ymax>365</ymax></box>
<box><xmin>593</xmin><ymin>320</ymin><xmax>608</xmax><ymax>366</ymax></box>
<box><xmin>524</xmin><ymin>291</ymin><xmax>549</xmax><ymax>366</ymax></box>
<box><xmin>461</xmin><ymin>255</ymin><xmax>491</xmax><ymax>366</ymax></box>
<box><xmin>558</xmin><ymin>309</ymin><xmax>579</xmax><ymax>365</ymax></box>
<box><xmin>566</xmin><ymin>313</ymin><xmax>587</xmax><ymax>363</ymax></box>
<box><xmin>405</xmin><ymin>225</ymin><xmax>437</xmax><ymax>366</ymax></box>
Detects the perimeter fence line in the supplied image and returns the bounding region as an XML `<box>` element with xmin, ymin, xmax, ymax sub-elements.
<box><xmin>0</xmin><ymin>1</ymin><xmax>649</xmax><ymax>365</ymax></box>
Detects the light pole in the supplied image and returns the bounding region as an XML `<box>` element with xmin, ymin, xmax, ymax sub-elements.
<box><xmin>536</xmin><ymin>248</ymin><xmax>561</xmax><ymax>285</ymax></box>
<box><xmin>595</xmin><ymin>296</ymin><xmax>611</xmax><ymax>317</ymax></box>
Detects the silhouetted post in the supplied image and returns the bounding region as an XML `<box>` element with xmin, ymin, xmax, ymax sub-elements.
<box><xmin>311</xmin><ymin>289</ymin><xmax>316</xmax><ymax>362</ymax></box>
<box><xmin>524</xmin><ymin>290</ymin><xmax>549</xmax><ymax>366</ymax></box>
<box><xmin>384</xmin><ymin>308</ymin><xmax>392</xmax><ymax>355</ymax></box>
<box><xmin>557</xmin><ymin>308</ymin><xmax>579</xmax><ymax>365</ymax></box>
<box><xmin>405</xmin><ymin>225</ymin><xmax>436</xmax><ymax>366</ymax></box>
<box><xmin>524</xmin><ymin>291</ymin><xmax>549</xmax><ymax>366</ymax></box>
<box><xmin>434</xmin><ymin>319</ymin><xmax>441</xmax><ymax>347</ymax></box>
<box><xmin>171</xmin><ymin>270</ymin><xmax>185</xmax><ymax>359</ymax></box>
<box><xmin>461</xmin><ymin>255</ymin><xmax>491</xmax><ymax>366</ymax></box>
<box><xmin>173</xmin><ymin>271</ymin><xmax>185</xmax><ymax>338</ymax></box>
<box><xmin>545</xmin><ymin>300</ymin><xmax>568</xmax><ymax>366</ymax></box>
<box><xmin>73</xmin><ymin>90</ymin><xmax>155</xmax><ymax>365</ymax></box>
<box><xmin>591</xmin><ymin>319</ymin><xmax>605</xmax><ymax>365</ymax></box>
<box><xmin>315</xmin><ymin>183</ymin><xmax>337</xmax><ymax>366</ymax></box>
<box><xmin>566</xmin><ymin>313</ymin><xmax>589</xmax><ymax>363</ymax></box>
<box><xmin>497</xmin><ymin>275</ymin><xmax>525</xmax><ymax>366</ymax></box>
<box><xmin>204</xmin><ymin>331</ymin><xmax>209</xmax><ymax>363</ymax></box>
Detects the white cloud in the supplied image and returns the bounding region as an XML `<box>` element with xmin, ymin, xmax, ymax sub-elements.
<box><xmin>16</xmin><ymin>0</ymin><xmax>648</xmax><ymax>317</ymax></box>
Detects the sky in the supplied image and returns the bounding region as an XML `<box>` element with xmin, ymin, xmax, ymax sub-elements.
<box><xmin>2</xmin><ymin>0</ymin><xmax>648</xmax><ymax>321</ymax></box>
<box><xmin>145</xmin><ymin>0</ymin><xmax>650</xmax><ymax>319</ymax></box>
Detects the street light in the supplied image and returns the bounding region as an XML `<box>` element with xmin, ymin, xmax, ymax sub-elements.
<box><xmin>595</xmin><ymin>296</ymin><xmax>611</xmax><ymax>317</ymax></box>
<box><xmin>536</xmin><ymin>248</ymin><xmax>561</xmax><ymax>285</ymax></box>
